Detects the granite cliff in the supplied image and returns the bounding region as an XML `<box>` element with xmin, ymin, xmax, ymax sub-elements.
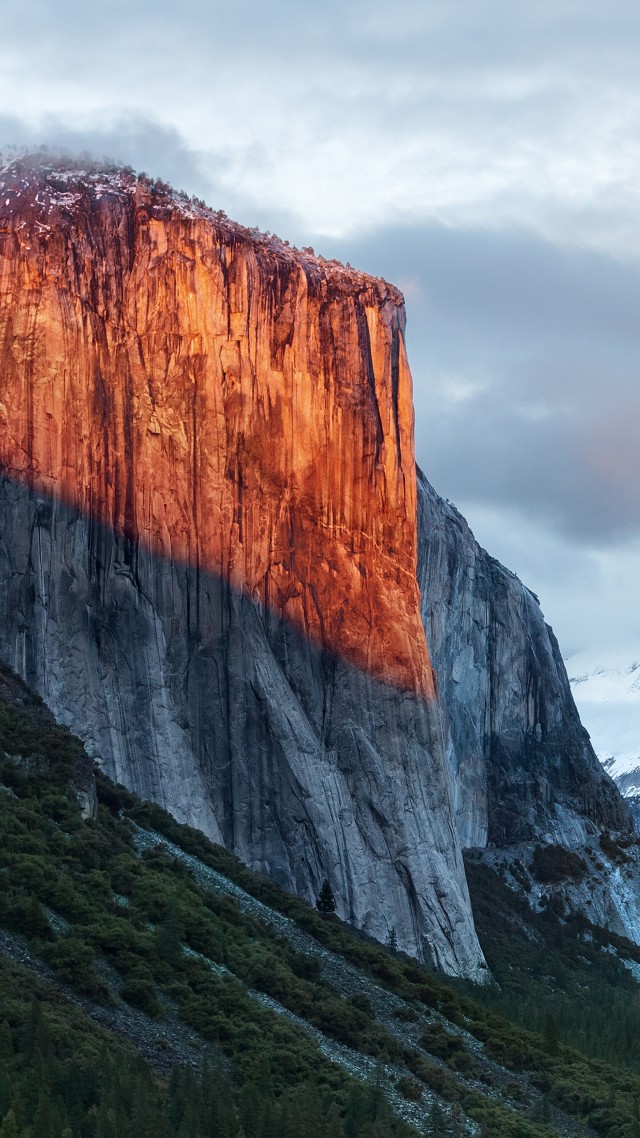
<box><xmin>0</xmin><ymin>154</ymin><xmax>633</xmax><ymax>979</ymax></box>
<box><xmin>0</xmin><ymin>155</ymin><xmax>485</xmax><ymax>978</ymax></box>
<box><xmin>417</xmin><ymin>471</ymin><xmax>630</xmax><ymax>849</ymax></box>
<box><xmin>417</xmin><ymin>476</ymin><xmax>640</xmax><ymax>949</ymax></box>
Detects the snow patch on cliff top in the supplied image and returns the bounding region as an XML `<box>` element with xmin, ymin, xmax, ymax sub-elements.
<box><xmin>0</xmin><ymin>149</ymin><xmax>403</xmax><ymax>302</ymax></box>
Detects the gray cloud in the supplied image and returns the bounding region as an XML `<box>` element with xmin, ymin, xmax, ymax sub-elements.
<box><xmin>0</xmin><ymin>115</ymin><xmax>210</xmax><ymax>190</ymax></box>
<box><xmin>1</xmin><ymin>0</ymin><xmax>640</xmax><ymax>665</ymax></box>
<box><xmin>8</xmin><ymin>0</ymin><xmax>640</xmax><ymax>72</ymax></box>
<box><xmin>3</xmin><ymin>1</ymin><xmax>640</xmax><ymax>246</ymax></box>
<box><xmin>0</xmin><ymin>112</ymin><xmax>301</xmax><ymax>237</ymax></box>
<box><xmin>315</xmin><ymin>224</ymin><xmax>640</xmax><ymax>547</ymax></box>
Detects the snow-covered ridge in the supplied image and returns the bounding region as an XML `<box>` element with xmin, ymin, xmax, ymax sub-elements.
<box><xmin>566</xmin><ymin>648</ymin><xmax>640</xmax><ymax>791</ymax></box>
<box><xmin>0</xmin><ymin>148</ymin><xmax>401</xmax><ymax>301</ymax></box>
<box><xmin>568</xmin><ymin>652</ymin><xmax>640</xmax><ymax>702</ymax></box>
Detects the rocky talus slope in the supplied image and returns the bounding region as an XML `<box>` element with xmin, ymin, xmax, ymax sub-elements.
<box><xmin>0</xmin><ymin>155</ymin><xmax>483</xmax><ymax>977</ymax></box>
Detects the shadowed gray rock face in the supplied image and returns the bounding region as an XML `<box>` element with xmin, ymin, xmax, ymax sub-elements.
<box><xmin>417</xmin><ymin>470</ymin><xmax>631</xmax><ymax>848</ymax></box>
<box><xmin>0</xmin><ymin>475</ymin><xmax>487</xmax><ymax>981</ymax></box>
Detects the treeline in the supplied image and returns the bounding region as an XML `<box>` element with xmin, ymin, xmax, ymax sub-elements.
<box><xmin>463</xmin><ymin>858</ymin><xmax>640</xmax><ymax>1071</ymax></box>
<box><xmin>0</xmin><ymin>958</ymin><xmax>229</xmax><ymax>1138</ymax></box>
<box><xmin>4</xmin><ymin>658</ymin><xmax>640</xmax><ymax>1137</ymax></box>
<box><xmin>0</xmin><ymin>957</ymin><xmax>417</xmax><ymax>1138</ymax></box>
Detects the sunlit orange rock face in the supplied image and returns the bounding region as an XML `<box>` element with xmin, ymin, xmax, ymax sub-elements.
<box><xmin>0</xmin><ymin>165</ymin><xmax>433</xmax><ymax>699</ymax></box>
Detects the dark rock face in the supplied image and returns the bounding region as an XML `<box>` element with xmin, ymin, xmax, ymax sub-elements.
<box><xmin>0</xmin><ymin>478</ymin><xmax>487</xmax><ymax>976</ymax></box>
<box><xmin>417</xmin><ymin>471</ymin><xmax>631</xmax><ymax>848</ymax></box>
<box><xmin>626</xmin><ymin>798</ymin><xmax>640</xmax><ymax>833</ymax></box>
<box><xmin>613</xmin><ymin>770</ymin><xmax>640</xmax><ymax>833</ymax></box>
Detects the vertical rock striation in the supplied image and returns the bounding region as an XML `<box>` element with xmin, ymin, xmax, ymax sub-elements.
<box><xmin>0</xmin><ymin>156</ymin><xmax>486</xmax><ymax>978</ymax></box>
<box><xmin>417</xmin><ymin>470</ymin><xmax>631</xmax><ymax>848</ymax></box>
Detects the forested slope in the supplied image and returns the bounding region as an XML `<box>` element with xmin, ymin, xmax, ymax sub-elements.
<box><xmin>1</xmin><ymin>661</ymin><xmax>640</xmax><ymax>1138</ymax></box>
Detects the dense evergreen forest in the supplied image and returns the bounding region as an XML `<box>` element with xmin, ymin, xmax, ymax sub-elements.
<box><xmin>1</xmin><ymin>660</ymin><xmax>640</xmax><ymax>1138</ymax></box>
<box><xmin>462</xmin><ymin>857</ymin><xmax>640</xmax><ymax>1071</ymax></box>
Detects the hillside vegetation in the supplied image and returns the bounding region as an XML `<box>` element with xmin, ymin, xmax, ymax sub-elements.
<box><xmin>1</xmin><ymin>662</ymin><xmax>640</xmax><ymax>1138</ymax></box>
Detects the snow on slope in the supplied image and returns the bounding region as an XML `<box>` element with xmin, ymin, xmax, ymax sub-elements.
<box><xmin>566</xmin><ymin>649</ymin><xmax>640</xmax><ymax>795</ymax></box>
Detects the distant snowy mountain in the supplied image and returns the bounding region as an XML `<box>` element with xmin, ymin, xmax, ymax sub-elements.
<box><xmin>566</xmin><ymin>649</ymin><xmax>640</xmax><ymax>799</ymax></box>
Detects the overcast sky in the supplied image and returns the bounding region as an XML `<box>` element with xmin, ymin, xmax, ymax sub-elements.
<box><xmin>2</xmin><ymin>0</ymin><xmax>640</xmax><ymax>686</ymax></box>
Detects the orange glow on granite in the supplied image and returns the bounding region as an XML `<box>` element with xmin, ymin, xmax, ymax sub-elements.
<box><xmin>0</xmin><ymin>167</ymin><xmax>436</xmax><ymax>699</ymax></box>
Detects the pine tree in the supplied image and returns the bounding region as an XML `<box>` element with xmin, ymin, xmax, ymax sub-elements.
<box><xmin>425</xmin><ymin>1101</ymin><xmax>449</xmax><ymax>1137</ymax></box>
<box><xmin>344</xmin><ymin>1085</ymin><xmax>367</xmax><ymax>1138</ymax></box>
<box><xmin>259</xmin><ymin>1099</ymin><xmax>281</xmax><ymax>1138</ymax></box>
<box><xmin>325</xmin><ymin>1103</ymin><xmax>344</xmax><ymax>1138</ymax></box>
<box><xmin>386</xmin><ymin>927</ymin><xmax>398</xmax><ymax>952</ymax></box>
<box><xmin>315</xmin><ymin>879</ymin><xmax>336</xmax><ymax>915</ymax></box>
<box><xmin>252</xmin><ymin>1055</ymin><xmax>274</xmax><ymax>1101</ymax></box>
<box><xmin>239</xmin><ymin>1082</ymin><xmax>263</xmax><ymax>1138</ymax></box>
<box><xmin>213</xmin><ymin>1078</ymin><xmax>241</xmax><ymax>1138</ymax></box>
<box><xmin>167</xmin><ymin>1067</ymin><xmax>186</xmax><ymax>1131</ymax></box>
<box><xmin>24</xmin><ymin>999</ymin><xmax>44</xmax><ymax>1058</ymax></box>
<box><xmin>0</xmin><ymin>1068</ymin><xmax>10</xmax><ymax>1120</ymax></box>
<box><xmin>293</xmin><ymin>1084</ymin><xmax>322</xmax><ymax>1138</ymax></box>
<box><xmin>96</xmin><ymin>1104</ymin><xmax>119</xmax><ymax>1138</ymax></box>
<box><xmin>544</xmin><ymin>1012</ymin><xmax>560</xmax><ymax>1056</ymax></box>
<box><xmin>0</xmin><ymin>1024</ymin><xmax>12</xmax><ymax>1063</ymax></box>
<box><xmin>0</xmin><ymin>1110</ymin><xmax>18</xmax><ymax>1138</ymax></box>
<box><xmin>364</xmin><ymin>1064</ymin><xmax>386</xmax><ymax>1126</ymax></box>
<box><xmin>32</xmin><ymin>1094</ymin><xmax>57</xmax><ymax>1138</ymax></box>
<box><xmin>154</xmin><ymin>908</ymin><xmax>184</xmax><ymax>966</ymax></box>
<box><xmin>449</xmin><ymin>1104</ymin><xmax>464</xmax><ymax>1137</ymax></box>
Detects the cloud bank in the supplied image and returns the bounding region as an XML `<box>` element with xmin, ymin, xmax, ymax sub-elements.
<box><xmin>1</xmin><ymin>0</ymin><xmax>639</xmax><ymax>664</ymax></box>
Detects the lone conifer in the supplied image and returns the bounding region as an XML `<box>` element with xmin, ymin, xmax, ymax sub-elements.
<box><xmin>316</xmin><ymin>878</ymin><xmax>336</xmax><ymax>914</ymax></box>
<box><xmin>544</xmin><ymin>1012</ymin><xmax>560</xmax><ymax>1056</ymax></box>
